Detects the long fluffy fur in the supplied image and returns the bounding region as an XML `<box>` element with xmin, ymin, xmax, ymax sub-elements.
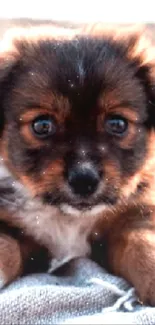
<box><xmin>0</xmin><ymin>24</ymin><xmax>155</xmax><ymax>305</ymax></box>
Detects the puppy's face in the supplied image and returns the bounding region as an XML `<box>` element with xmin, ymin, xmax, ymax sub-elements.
<box><xmin>0</xmin><ymin>27</ymin><xmax>155</xmax><ymax>215</ymax></box>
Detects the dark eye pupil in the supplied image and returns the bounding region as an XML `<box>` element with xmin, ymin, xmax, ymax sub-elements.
<box><xmin>34</xmin><ymin>120</ymin><xmax>51</xmax><ymax>134</ymax></box>
<box><xmin>106</xmin><ymin>117</ymin><xmax>127</xmax><ymax>134</ymax></box>
<box><xmin>32</xmin><ymin>116</ymin><xmax>56</xmax><ymax>138</ymax></box>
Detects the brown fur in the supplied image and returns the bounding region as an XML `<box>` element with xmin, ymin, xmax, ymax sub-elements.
<box><xmin>0</xmin><ymin>24</ymin><xmax>155</xmax><ymax>305</ymax></box>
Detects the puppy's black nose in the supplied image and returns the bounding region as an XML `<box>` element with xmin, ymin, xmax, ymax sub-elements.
<box><xmin>68</xmin><ymin>165</ymin><xmax>99</xmax><ymax>197</ymax></box>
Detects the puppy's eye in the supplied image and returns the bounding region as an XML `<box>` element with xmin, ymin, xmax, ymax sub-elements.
<box><xmin>32</xmin><ymin>115</ymin><xmax>56</xmax><ymax>138</ymax></box>
<box><xmin>105</xmin><ymin>115</ymin><xmax>128</xmax><ymax>135</ymax></box>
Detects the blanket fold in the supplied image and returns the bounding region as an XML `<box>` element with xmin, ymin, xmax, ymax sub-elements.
<box><xmin>0</xmin><ymin>258</ymin><xmax>154</xmax><ymax>324</ymax></box>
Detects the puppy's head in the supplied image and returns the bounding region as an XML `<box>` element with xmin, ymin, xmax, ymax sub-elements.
<box><xmin>0</xmin><ymin>25</ymin><xmax>155</xmax><ymax>216</ymax></box>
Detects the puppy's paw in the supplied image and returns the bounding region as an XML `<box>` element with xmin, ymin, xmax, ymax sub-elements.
<box><xmin>127</xmin><ymin>237</ymin><xmax>155</xmax><ymax>306</ymax></box>
<box><xmin>135</xmin><ymin>274</ymin><xmax>155</xmax><ymax>306</ymax></box>
<box><xmin>0</xmin><ymin>270</ymin><xmax>8</xmax><ymax>289</ymax></box>
<box><xmin>107</xmin><ymin>224</ymin><xmax>155</xmax><ymax>307</ymax></box>
<box><xmin>0</xmin><ymin>234</ymin><xmax>22</xmax><ymax>288</ymax></box>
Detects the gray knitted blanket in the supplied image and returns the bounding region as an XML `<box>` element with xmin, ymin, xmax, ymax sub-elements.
<box><xmin>0</xmin><ymin>258</ymin><xmax>155</xmax><ymax>324</ymax></box>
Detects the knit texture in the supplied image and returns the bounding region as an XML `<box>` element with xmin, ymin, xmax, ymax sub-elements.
<box><xmin>0</xmin><ymin>258</ymin><xmax>154</xmax><ymax>324</ymax></box>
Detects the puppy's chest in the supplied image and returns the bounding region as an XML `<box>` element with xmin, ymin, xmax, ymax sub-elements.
<box><xmin>16</xmin><ymin>202</ymin><xmax>96</xmax><ymax>271</ymax></box>
<box><xmin>47</xmin><ymin>216</ymin><xmax>94</xmax><ymax>272</ymax></box>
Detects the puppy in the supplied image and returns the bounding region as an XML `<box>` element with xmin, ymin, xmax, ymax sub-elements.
<box><xmin>0</xmin><ymin>24</ymin><xmax>155</xmax><ymax>305</ymax></box>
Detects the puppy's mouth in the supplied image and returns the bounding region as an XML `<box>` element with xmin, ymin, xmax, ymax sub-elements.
<box><xmin>59</xmin><ymin>201</ymin><xmax>115</xmax><ymax>217</ymax></box>
<box><xmin>42</xmin><ymin>191</ymin><xmax>117</xmax><ymax>214</ymax></box>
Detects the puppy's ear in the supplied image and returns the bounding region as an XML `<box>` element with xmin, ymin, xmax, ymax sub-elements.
<box><xmin>113</xmin><ymin>26</ymin><xmax>155</xmax><ymax>129</ymax></box>
<box><xmin>126</xmin><ymin>29</ymin><xmax>155</xmax><ymax>129</ymax></box>
<box><xmin>0</xmin><ymin>24</ymin><xmax>77</xmax><ymax>86</ymax></box>
<box><xmin>0</xmin><ymin>29</ymin><xmax>22</xmax><ymax>134</ymax></box>
<box><xmin>83</xmin><ymin>24</ymin><xmax>155</xmax><ymax>128</ymax></box>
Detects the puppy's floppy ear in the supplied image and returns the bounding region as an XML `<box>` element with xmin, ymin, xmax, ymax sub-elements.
<box><xmin>0</xmin><ymin>29</ymin><xmax>22</xmax><ymax>134</ymax></box>
<box><xmin>83</xmin><ymin>24</ymin><xmax>155</xmax><ymax>128</ymax></box>
<box><xmin>0</xmin><ymin>24</ymin><xmax>77</xmax><ymax>88</ymax></box>
<box><xmin>111</xmin><ymin>25</ymin><xmax>155</xmax><ymax>129</ymax></box>
<box><xmin>126</xmin><ymin>28</ymin><xmax>155</xmax><ymax>129</ymax></box>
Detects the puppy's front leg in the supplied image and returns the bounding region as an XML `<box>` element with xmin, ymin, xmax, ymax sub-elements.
<box><xmin>107</xmin><ymin>209</ymin><xmax>155</xmax><ymax>306</ymax></box>
<box><xmin>0</xmin><ymin>234</ymin><xmax>22</xmax><ymax>288</ymax></box>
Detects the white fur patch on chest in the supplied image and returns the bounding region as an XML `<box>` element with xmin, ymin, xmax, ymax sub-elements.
<box><xmin>0</xmin><ymin>188</ymin><xmax>100</xmax><ymax>272</ymax></box>
<box><xmin>18</xmin><ymin>201</ymin><xmax>97</xmax><ymax>272</ymax></box>
<box><xmin>48</xmin><ymin>217</ymin><xmax>93</xmax><ymax>272</ymax></box>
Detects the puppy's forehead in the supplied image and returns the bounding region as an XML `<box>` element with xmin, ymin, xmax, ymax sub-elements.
<box><xmin>12</xmin><ymin>37</ymin><xmax>146</xmax><ymax>116</ymax></box>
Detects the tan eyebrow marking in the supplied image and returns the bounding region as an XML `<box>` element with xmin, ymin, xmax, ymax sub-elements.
<box><xmin>19</xmin><ymin>108</ymin><xmax>52</xmax><ymax>124</ymax></box>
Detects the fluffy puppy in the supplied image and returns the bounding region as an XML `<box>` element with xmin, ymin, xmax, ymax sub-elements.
<box><xmin>0</xmin><ymin>24</ymin><xmax>155</xmax><ymax>305</ymax></box>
